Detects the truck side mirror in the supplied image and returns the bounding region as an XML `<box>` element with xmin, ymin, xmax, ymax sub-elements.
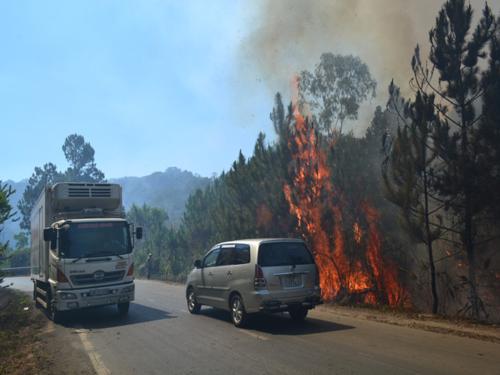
<box><xmin>43</xmin><ymin>228</ymin><xmax>54</xmax><ymax>242</ymax></box>
<box><xmin>194</xmin><ymin>260</ymin><xmax>202</xmax><ymax>269</ymax></box>
<box><xmin>43</xmin><ymin>228</ymin><xmax>57</xmax><ymax>250</ymax></box>
<box><xmin>135</xmin><ymin>227</ymin><xmax>143</xmax><ymax>240</ymax></box>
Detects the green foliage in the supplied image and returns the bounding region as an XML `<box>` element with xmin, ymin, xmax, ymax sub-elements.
<box><xmin>299</xmin><ymin>53</ymin><xmax>377</xmax><ymax>134</ymax></box>
<box><xmin>479</xmin><ymin>17</ymin><xmax>500</xmax><ymax>218</ymax></box>
<box><xmin>3</xmin><ymin>248</ymin><xmax>30</xmax><ymax>268</ymax></box>
<box><xmin>0</xmin><ymin>182</ymin><xmax>16</xmax><ymax>255</ymax></box>
<box><xmin>17</xmin><ymin>134</ymin><xmax>105</xmax><ymax>232</ymax></box>
<box><xmin>403</xmin><ymin>0</ymin><xmax>498</xmax><ymax>319</ymax></box>
<box><xmin>62</xmin><ymin>134</ymin><xmax>105</xmax><ymax>182</ymax></box>
<box><xmin>127</xmin><ymin>204</ymin><xmax>187</xmax><ymax>280</ymax></box>
<box><xmin>13</xmin><ymin>232</ymin><xmax>29</xmax><ymax>250</ymax></box>
<box><xmin>17</xmin><ymin>163</ymin><xmax>61</xmax><ymax>231</ymax></box>
<box><xmin>384</xmin><ymin>85</ymin><xmax>444</xmax><ymax>313</ymax></box>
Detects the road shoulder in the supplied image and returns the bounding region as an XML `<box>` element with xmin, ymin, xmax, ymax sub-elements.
<box><xmin>316</xmin><ymin>304</ymin><xmax>500</xmax><ymax>344</ymax></box>
<box><xmin>0</xmin><ymin>288</ymin><xmax>96</xmax><ymax>375</ymax></box>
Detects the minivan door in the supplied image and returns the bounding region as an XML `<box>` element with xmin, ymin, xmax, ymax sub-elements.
<box><xmin>209</xmin><ymin>245</ymin><xmax>234</xmax><ymax>308</ymax></box>
<box><xmin>197</xmin><ymin>247</ymin><xmax>220</xmax><ymax>305</ymax></box>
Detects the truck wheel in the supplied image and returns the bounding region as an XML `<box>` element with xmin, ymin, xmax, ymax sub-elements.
<box><xmin>187</xmin><ymin>289</ymin><xmax>201</xmax><ymax>314</ymax></box>
<box><xmin>48</xmin><ymin>300</ymin><xmax>63</xmax><ymax>324</ymax></box>
<box><xmin>33</xmin><ymin>284</ymin><xmax>40</xmax><ymax>307</ymax></box>
<box><xmin>289</xmin><ymin>306</ymin><xmax>308</xmax><ymax>322</ymax></box>
<box><xmin>117</xmin><ymin>302</ymin><xmax>130</xmax><ymax>316</ymax></box>
<box><xmin>230</xmin><ymin>294</ymin><xmax>248</xmax><ymax>328</ymax></box>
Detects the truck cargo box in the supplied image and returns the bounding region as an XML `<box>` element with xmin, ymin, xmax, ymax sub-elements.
<box><xmin>30</xmin><ymin>182</ymin><xmax>124</xmax><ymax>283</ymax></box>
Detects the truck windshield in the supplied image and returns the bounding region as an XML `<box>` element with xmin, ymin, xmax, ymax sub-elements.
<box><xmin>59</xmin><ymin>221</ymin><xmax>132</xmax><ymax>258</ymax></box>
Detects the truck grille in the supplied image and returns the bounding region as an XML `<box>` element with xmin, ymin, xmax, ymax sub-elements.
<box><xmin>71</xmin><ymin>270</ymin><xmax>125</xmax><ymax>285</ymax></box>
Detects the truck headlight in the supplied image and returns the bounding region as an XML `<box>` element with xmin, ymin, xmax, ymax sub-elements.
<box><xmin>59</xmin><ymin>292</ymin><xmax>77</xmax><ymax>300</ymax></box>
<box><xmin>121</xmin><ymin>285</ymin><xmax>134</xmax><ymax>294</ymax></box>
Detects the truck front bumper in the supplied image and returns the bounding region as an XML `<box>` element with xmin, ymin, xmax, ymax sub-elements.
<box><xmin>55</xmin><ymin>282</ymin><xmax>135</xmax><ymax>311</ymax></box>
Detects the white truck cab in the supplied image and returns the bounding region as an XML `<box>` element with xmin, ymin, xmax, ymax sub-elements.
<box><xmin>31</xmin><ymin>183</ymin><xmax>142</xmax><ymax>322</ymax></box>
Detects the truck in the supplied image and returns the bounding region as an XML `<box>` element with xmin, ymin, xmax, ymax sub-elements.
<box><xmin>31</xmin><ymin>182</ymin><xmax>142</xmax><ymax>322</ymax></box>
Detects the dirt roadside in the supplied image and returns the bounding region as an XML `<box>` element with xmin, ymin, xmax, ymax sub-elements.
<box><xmin>316</xmin><ymin>304</ymin><xmax>500</xmax><ymax>344</ymax></box>
<box><xmin>0</xmin><ymin>289</ymin><xmax>95</xmax><ymax>375</ymax></box>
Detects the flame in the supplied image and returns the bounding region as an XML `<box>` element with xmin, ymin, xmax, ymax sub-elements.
<box><xmin>353</xmin><ymin>222</ymin><xmax>362</xmax><ymax>244</ymax></box>
<box><xmin>283</xmin><ymin>77</ymin><xmax>408</xmax><ymax>306</ymax></box>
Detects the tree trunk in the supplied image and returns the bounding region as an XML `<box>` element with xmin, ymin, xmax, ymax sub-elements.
<box><xmin>460</xmin><ymin>96</ymin><xmax>480</xmax><ymax>320</ymax></box>
<box><xmin>464</xmin><ymin>198</ymin><xmax>480</xmax><ymax>319</ymax></box>
<box><xmin>423</xmin><ymin>165</ymin><xmax>439</xmax><ymax>314</ymax></box>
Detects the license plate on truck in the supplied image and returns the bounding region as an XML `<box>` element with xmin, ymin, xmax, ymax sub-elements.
<box><xmin>88</xmin><ymin>289</ymin><xmax>111</xmax><ymax>296</ymax></box>
<box><xmin>281</xmin><ymin>274</ymin><xmax>303</xmax><ymax>289</ymax></box>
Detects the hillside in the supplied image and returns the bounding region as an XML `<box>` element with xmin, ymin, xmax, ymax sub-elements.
<box><xmin>0</xmin><ymin>167</ymin><xmax>210</xmax><ymax>246</ymax></box>
<box><xmin>110</xmin><ymin>167</ymin><xmax>210</xmax><ymax>222</ymax></box>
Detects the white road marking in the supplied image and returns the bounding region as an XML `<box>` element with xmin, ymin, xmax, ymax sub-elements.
<box><xmin>77</xmin><ymin>328</ymin><xmax>111</xmax><ymax>375</ymax></box>
<box><xmin>239</xmin><ymin>330</ymin><xmax>269</xmax><ymax>341</ymax></box>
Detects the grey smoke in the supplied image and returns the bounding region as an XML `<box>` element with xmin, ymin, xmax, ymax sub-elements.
<box><xmin>238</xmin><ymin>0</ymin><xmax>499</xmax><ymax>134</ymax></box>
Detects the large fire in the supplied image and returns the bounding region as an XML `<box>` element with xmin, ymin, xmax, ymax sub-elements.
<box><xmin>283</xmin><ymin>79</ymin><xmax>408</xmax><ymax>306</ymax></box>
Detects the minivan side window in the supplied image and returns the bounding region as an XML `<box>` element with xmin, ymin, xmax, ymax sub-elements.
<box><xmin>217</xmin><ymin>247</ymin><xmax>233</xmax><ymax>266</ymax></box>
<box><xmin>203</xmin><ymin>248</ymin><xmax>220</xmax><ymax>268</ymax></box>
<box><xmin>233</xmin><ymin>244</ymin><xmax>250</xmax><ymax>265</ymax></box>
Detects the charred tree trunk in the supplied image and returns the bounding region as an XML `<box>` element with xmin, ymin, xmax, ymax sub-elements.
<box><xmin>460</xmin><ymin>97</ymin><xmax>480</xmax><ymax>320</ymax></box>
<box><xmin>423</xmin><ymin>167</ymin><xmax>439</xmax><ymax>314</ymax></box>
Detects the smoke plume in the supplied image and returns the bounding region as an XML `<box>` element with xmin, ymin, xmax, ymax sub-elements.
<box><xmin>239</xmin><ymin>0</ymin><xmax>498</xmax><ymax>134</ymax></box>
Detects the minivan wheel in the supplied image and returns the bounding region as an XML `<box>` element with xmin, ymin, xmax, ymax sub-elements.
<box><xmin>187</xmin><ymin>289</ymin><xmax>201</xmax><ymax>314</ymax></box>
<box><xmin>289</xmin><ymin>306</ymin><xmax>308</xmax><ymax>322</ymax></box>
<box><xmin>230</xmin><ymin>294</ymin><xmax>248</xmax><ymax>328</ymax></box>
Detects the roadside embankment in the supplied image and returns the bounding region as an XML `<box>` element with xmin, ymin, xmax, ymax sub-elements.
<box><xmin>0</xmin><ymin>288</ymin><xmax>46</xmax><ymax>375</ymax></box>
<box><xmin>317</xmin><ymin>304</ymin><xmax>500</xmax><ymax>344</ymax></box>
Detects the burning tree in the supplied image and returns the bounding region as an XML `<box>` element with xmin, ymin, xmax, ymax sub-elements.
<box><xmin>283</xmin><ymin>83</ymin><xmax>407</xmax><ymax>306</ymax></box>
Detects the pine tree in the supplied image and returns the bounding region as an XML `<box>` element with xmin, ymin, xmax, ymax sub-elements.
<box><xmin>0</xmin><ymin>182</ymin><xmax>16</xmax><ymax>255</ymax></box>
<box><xmin>384</xmin><ymin>86</ymin><xmax>443</xmax><ymax>314</ymax></box>
<box><xmin>411</xmin><ymin>0</ymin><xmax>497</xmax><ymax>319</ymax></box>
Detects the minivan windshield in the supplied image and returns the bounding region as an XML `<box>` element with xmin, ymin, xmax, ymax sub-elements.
<box><xmin>59</xmin><ymin>221</ymin><xmax>132</xmax><ymax>259</ymax></box>
<box><xmin>258</xmin><ymin>242</ymin><xmax>314</xmax><ymax>267</ymax></box>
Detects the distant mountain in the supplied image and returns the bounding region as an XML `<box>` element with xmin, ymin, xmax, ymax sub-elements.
<box><xmin>110</xmin><ymin>167</ymin><xmax>211</xmax><ymax>222</ymax></box>
<box><xmin>0</xmin><ymin>168</ymin><xmax>210</xmax><ymax>246</ymax></box>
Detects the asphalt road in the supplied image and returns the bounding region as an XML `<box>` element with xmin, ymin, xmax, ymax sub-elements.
<box><xmin>4</xmin><ymin>277</ymin><xmax>500</xmax><ymax>375</ymax></box>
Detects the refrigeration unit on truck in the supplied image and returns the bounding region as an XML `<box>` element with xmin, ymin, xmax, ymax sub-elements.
<box><xmin>31</xmin><ymin>182</ymin><xmax>142</xmax><ymax>322</ymax></box>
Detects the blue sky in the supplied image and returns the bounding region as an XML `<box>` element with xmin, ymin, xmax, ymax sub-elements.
<box><xmin>0</xmin><ymin>1</ymin><xmax>274</xmax><ymax>181</ymax></box>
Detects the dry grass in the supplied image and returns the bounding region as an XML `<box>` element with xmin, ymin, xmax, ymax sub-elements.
<box><xmin>0</xmin><ymin>289</ymin><xmax>48</xmax><ymax>375</ymax></box>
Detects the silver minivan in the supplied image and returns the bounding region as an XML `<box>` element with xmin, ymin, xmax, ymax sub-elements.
<box><xmin>185</xmin><ymin>238</ymin><xmax>322</xmax><ymax>327</ymax></box>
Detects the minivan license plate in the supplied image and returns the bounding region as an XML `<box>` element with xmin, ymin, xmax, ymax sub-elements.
<box><xmin>281</xmin><ymin>274</ymin><xmax>302</xmax><ymax>289</ymax></box>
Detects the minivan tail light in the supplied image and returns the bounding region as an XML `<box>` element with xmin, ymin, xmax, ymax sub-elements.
<box><xmin>127</xmin><ymin>263</ymin><xmax>134</xmax><ymax>276</ymax></box>
<box><xmin>314</xmin><ymin>265</ymin><xmax>320</xmax><ymax>287</ymax></box>
<box><xmin>57</xmin><ymin>268</ymin><xmax>69</xmax><ymax>283</ymax></box>
<box><xmin>254</xmin><ymin>264</ymin><xmax>267</xmax><ymax>289</ymax></box>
